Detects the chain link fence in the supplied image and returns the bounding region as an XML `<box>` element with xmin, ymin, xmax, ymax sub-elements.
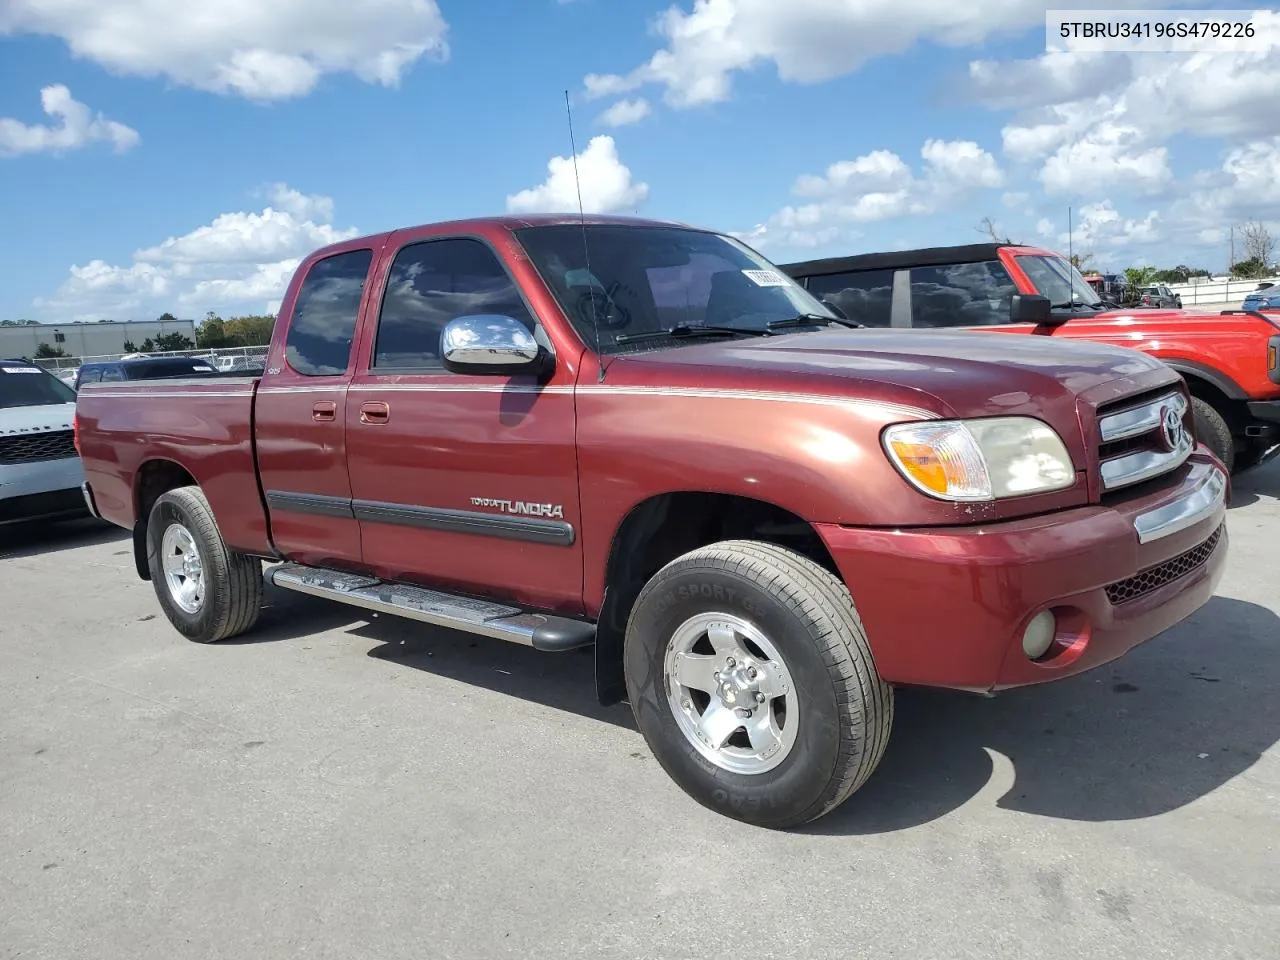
<box><xmin>31</xmin><ymin>344</ymin><xmax>269</xmax><ymax>377</ymax></box>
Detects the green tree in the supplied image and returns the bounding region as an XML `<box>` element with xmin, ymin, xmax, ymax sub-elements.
<box><xmin>1069</xmin><ymin>252</ymin><xmax>1094</xmax><ymax>272</ymax></box>
<box><xmin>1230</xmin><ymin>257</ymin><xmax>1268</xmax><ymax>280</ymax></box>
<box><xmin>224</xmin><ymin>314</ymin><xmax>275</xmax><ymax>346</ymax></box>
<box><xmin>156</xmin><ymin>312</ymin><xmax>179</xmax><ymax>324</ymax></box>
<box><xmin>149</xmin><ymin>331</ymin><xmax>195</xmax><ymax>352</ymax></box>
<box><xmin>123</xmin><ymin>340</ymin><xmax>138</xmax><ymax>353</ymax></box>
<box><xmin>196</xmin><ymin>312</ymin><xmax>230</xmax><ymax>349</ymax></box>
<box><xmin>34</xmin><ymin>342</ymin><xmax>68</xmax><ymax>358</ymax></box>
<box><xmin>1124</xmin><ymin>265</ymin><xmax>1157</xmax><ymax>289</ymax></box>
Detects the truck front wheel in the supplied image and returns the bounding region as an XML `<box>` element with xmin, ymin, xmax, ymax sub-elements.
<box><xmin>623</xmin><ymin>539</ymin><xmax>893</xmax><ymax>829</ymax></box>
<box><xmin>146</xmin><ymin>486</ymin><xmax>263</xmax><ymax>643</ymax></box>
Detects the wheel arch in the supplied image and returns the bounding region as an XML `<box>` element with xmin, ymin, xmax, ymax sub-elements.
<box><xmin>593</xmin><ymin>490</ymin><xmax>840</xmax><ymax>706</ymax></box>
<box><xmin>131</xmin><ymin>459</ymin><xmax>198</xmax><ymax>580</ymax></box>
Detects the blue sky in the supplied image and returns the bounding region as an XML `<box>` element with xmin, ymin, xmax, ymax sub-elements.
<box><xmin>1</xmin><ymin>1</ymin><xmax>1276</xmax><ymax>324</ymax></box>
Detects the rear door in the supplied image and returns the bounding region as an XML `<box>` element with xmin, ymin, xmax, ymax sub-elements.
<box><xmin>254</xmin><ymin>245</ymin><xmax>377</xmax><ymax>569</ymax></box>
<box><xmin>344</xmin><ymin>232</ymin><xmax>584</xmax><ymax>611</ymax></box>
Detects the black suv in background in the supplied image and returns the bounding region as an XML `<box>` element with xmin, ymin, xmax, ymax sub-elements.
<box><xmin>73</xmin><ymin>356</ymin><xmax>219</xmax><ymax>391</ymax></box>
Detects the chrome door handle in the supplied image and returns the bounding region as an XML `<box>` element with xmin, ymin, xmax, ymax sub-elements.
<box><xmin>360</xmin><ymin>401</ymin><xmax>390</xmax><ymax>424</ymax></box>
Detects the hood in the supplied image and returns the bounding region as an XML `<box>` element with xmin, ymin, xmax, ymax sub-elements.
<box><xmin>0</xmin><ymin>402</ymin><xmax>76</xmax><ymax>435</ymax></box>
<box><xmin>616</xmin><ymin>328</ymin><xmax>1175</xmax><ymax>420</ymax></box>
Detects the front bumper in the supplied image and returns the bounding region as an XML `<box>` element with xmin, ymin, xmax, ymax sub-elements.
<box><xmin>1246</xmin><ymin>399</ymin><xmax>1280</xmax><ymax>425</ymax></box>
<box><xmin>0</xmin><ymin>456</ymin><xmax>87</xmax><ymax>526</ymax></box>
<box><xmin>816</xmin><ymin>455</ymin><xmax>1228</xmax><ymax>694</ymax></box>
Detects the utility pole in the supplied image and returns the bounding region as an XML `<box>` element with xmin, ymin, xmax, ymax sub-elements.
<box><xmin>1229</xmin><ymin>224</ymin><xmax>1235</xmax><ymax>273</ymax></box>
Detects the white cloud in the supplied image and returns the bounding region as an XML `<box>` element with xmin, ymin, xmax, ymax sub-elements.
<box><xmin>0</xmin><ymin>84</ymin><xmax>138</xmax><ymax>157</ymax></box>
<box><xmin>1063</xmin><ymin>201</ymin><xmax>1161</xmax><ymax>252</ymax></box>
<box><xmin>597</xmin><ymin>98</ymin><xmax>652</xmax><ymax>128</ymax></box>
<box><xmin>744</xmin><ymin>139</ymin><xmax>1002</xmax><ymax>251</ymax></box>
<box><xmin>975</xmin><ymin>12</ymin><xmax>1280</xmax><ymax>200</ymax></box>
<box><xmin>581</xmin><ymin>0</ymin><xmax>1180</xmax><ymax>109</ymax></box>
<box><xmin>0</xmin><ymin>0</ymin><xmax>450</xmax><ymax>100</ymax></box>
<box><xmin>34</xmin><ymin>185</ymin><xmax>358</xmax><ymax>322</ymax></box>
<box><xmin>1168</xmin><ymin>138</ymin><xmax>1280</xmax><ymax>234</ymax></box>
<box><xmin>506</xmin><ymin>135</ymin><xmax>649</xmax><ymax>214</ymax></box>
<box><xmin>1038</xmin><ymin>123</ymin><xmax>1172</xmax><ymax>196</ymax></box>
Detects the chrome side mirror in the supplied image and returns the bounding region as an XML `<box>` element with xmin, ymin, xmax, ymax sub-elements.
<box><xmin>441</xmin><ymin>314</ymin><xmax>542</xmax><ymax>375</ymax></box>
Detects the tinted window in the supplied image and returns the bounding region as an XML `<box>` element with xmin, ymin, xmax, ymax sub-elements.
<box><xmin>124</xmin><ymin>359</ymin><xmax>217</xmax><ymax>380</ymax></box>
<box><xmin>909</xmin><ymin>261</ymin><xmax>1016</xmax><ymax>327</ymax></box>
<box><xmin>285</xmin><ymin>249</ymin><xmax>373</xmax><ymax>376</ymax></box>
<box><xmin>79</xmin><ymin>367</ymin><xmax>104</xmax><ymax>385</ymax></box>
<box><xmin>101</xmin><ymin>366</ymin><xmax>125</xmax><ymax>382</ymax></box>
<box><xmin>0</xmin><ymin>362</ymin><xmax>76</xmax><ymax>408</ymax></box>
<box><xmin>515</xmin><ymin>224</ymin><xmax>831</xmax><ymax>354</ymax></box>
<box><xmin>802</xmin><ymin>270</ymin><xmax>895</xmax><ymax>327</ymax></box>
<box><xmin>374</xmin><ymin>238</ymin><xmax>535</xmax><ymax>370</ymax></box>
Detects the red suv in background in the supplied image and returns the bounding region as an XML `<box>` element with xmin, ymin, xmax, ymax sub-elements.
<box><xmin>781</xmin><ymin>242</ymin><xmax>1280</xmax><ymax>473</ymax></box>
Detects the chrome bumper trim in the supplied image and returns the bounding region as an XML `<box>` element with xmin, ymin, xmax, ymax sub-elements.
<box><xmin>80</xmin><ymin>481</ymin><xmax>101</xmax><ymax>520</ymax></box>
<box><xmin>1133</xmin><ymin>463</ymin><xmax>1227</xmax><ymax>544</ymax></box>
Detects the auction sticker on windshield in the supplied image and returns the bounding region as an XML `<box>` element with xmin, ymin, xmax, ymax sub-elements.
<box><xmin>742</xmin><ymin>269</ymin><xmax>788</xmax><ymax>287</ymax></box>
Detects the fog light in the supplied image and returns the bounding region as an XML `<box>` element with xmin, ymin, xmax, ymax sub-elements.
<box><xmin>1022</xmin><ymin>610</ymin><xmax>1057</xmax><ymax>660</ymax></box>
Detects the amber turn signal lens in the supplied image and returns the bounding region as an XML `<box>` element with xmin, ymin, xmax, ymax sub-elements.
<box><xmin>885</xmin><ymin>440</ymin><xmax>949</xmax><ymax>495</ymax></box>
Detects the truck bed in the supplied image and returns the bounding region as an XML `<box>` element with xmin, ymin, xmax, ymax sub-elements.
<box><xmin>75</xmin><ymin>376</ymin><xmax>272</xmax><ymax>557</ymax></box>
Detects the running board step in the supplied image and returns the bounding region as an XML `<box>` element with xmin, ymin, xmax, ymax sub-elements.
<box><xmin>264</xmin><ymin>563</ymin><xmax>595</xmax><ymax>652</ymax></box>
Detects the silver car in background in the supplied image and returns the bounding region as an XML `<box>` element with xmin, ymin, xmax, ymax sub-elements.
<box><xmin>0</xmin><ymin>359</ymin><xmax>86</xmax><ymax>527</ymax></box>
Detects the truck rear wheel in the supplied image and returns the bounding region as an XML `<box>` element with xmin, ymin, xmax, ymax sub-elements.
<box><xmin>623</xmin><ymin>539</ymin><xmax>892</xmax><ymax>829</ymax></box>
<box><xmin>1191</xmin><ymin>397</ymin><xmax>1234</xmax><ymax>472</ymax></box>
<box><xmin>146</xmin><ymin>486</ymin><xmax>263</xmax><ymax>644</ymax></box>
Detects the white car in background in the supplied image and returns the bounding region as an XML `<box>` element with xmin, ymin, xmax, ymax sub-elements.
<box><xmin>0</xmin><ymin>359</ymin><xmax>87</xmax><ymax>527</ymax></box>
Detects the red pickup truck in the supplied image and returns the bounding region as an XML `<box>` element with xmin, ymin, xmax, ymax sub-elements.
<box><xmin>780</xmin><ymin>243</ymin><xmax>1280</xmax><ymax>473</ymax></box>
<box><xmin>75</xmin><ymin>216</ymin><xmax>1229</xmax><ymax>828</ymax></box>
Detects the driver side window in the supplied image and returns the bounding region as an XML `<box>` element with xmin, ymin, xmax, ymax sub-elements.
<box><xmin>373</xmin><ymin>238</ymin><xmax>537</xmax><ymax>371</ymax></box>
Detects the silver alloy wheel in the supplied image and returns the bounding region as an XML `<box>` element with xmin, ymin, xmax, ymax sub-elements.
<box><xmin>160</xmin><ymin>522</ymin><xmax>205</xmax><ymax>615</ymax></box>
<box><xmin>663</xmin><ymin>612</ymin><xmax>799</xmax><ymax>775</ymax></box>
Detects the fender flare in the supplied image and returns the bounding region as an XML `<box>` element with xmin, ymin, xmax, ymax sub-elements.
<box><xmin>1158</xmin><ymin>359</ymin><xmax>1246</xmax><ymax>401</ymax></box>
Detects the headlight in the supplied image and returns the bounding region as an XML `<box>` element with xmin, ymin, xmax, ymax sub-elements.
<box><xmin>882</xmin><ymin>417</ymin><xmax>1075</xmax><ymax>501</ymax></box>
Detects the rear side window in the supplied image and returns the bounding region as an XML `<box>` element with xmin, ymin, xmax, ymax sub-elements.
<box><xmin>909</xmin><ymin>261</ymin><xmax>1015</xmax><ymax>327</ymax></box>
<box><xmin>802</xmin><ymin>269</ymin><xmax>895</xmax><ymax>327</ymax></box>
<box><xmin>101</xmin><ymin>366</ymin><xmax>125</xmax><ymax>383</ymax></box>
<box><xmin>373</xmin><ymin>238</ymin><xmax>535</xmax><ymax>370</ymax></box>
<box><xmin>285</xmin><ymin>249</ymin><xmax>374</xmax><ymax>376</ymax></box>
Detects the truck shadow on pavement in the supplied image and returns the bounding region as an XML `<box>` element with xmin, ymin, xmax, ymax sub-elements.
<box><xmin>238</xmin><ymin>583</ymin><xmax>635</xmax><ymax>729</ymax></box>
<box><xmin>239</xmin><ymin>586</ymin><xmax>1279</xmax><ymax>832</ymax></box>
<box><xmin>807</xmin><ymin>595</ymin><xmax>1280</xmax><ymax>835</ymax></box>
<box><xmin>1225</xmin><ymin>456</ymin><xmax>1279</xmax><ymax>509</ymax></box>
<box><xmin>0</xmin><ymin>517</ymin><xmax>127</xmax><ymax>560</ymax></box>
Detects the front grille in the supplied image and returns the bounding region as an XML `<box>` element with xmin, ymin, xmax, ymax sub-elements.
<box><xmin>0</xmin><ymin>429</ymin><xmax>77</xmax><ymax>464</ymax></box>
<box><xmin>1105</xmin><ymin>523</ymin><xmax>1223</xmax><ymax>605</ymax></box>
<box><xmin>1095</xmin><ymin>388</ymin><xmax>1193</xmax><ymax>493</ymax></box>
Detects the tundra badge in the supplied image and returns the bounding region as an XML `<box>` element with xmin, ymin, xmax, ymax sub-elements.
<box><xmin>470</xmin><ymin>497</ymin><xmax>565</xmax><ymax>519</ymax></box>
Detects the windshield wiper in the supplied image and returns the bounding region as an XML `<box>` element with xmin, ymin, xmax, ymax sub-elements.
<box><xmin>613</xmin><ymin>324</ymin><xmax>770</xmax><ymax>345</ymax></box>
<box><xmin>1049</xmin><ymin>299</ymin><xmax>1099</xmax><ymax>311</ymax></box>
<box><xmin>766</xmin><ymin>312</ymin><xmax>863</xmax><ymax>331</ymax></box>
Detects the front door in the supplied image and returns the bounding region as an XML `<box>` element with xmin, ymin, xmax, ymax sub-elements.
<box><xmin>255</xmin><ymin>245</ymin><xmax>375</xmax><ymax>569</ymax></box>
<box><xmin>344</xmin><ymin>233</ymin><xmax>584</xmax><ymax>613</ymax></box>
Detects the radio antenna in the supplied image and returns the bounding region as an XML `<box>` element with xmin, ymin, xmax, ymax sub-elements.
<box><xmin>565</xmin><ymin>89</ymin><xmax>606</xmax><ymax>382</ymax></box>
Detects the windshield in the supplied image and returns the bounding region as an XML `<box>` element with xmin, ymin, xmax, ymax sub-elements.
<box><xmin>0</xmin><ymin>362</ymin><xmax>77</xmax><ymax>408</ymax></box>
<box><xmin>513</xmin><ymin>224</ymin><xmax>836</xmax><ymax>354</ymax></box>
<box><xmin>1015</xmin><ymin>255</ymin><xmax>1102</xmax><ymax>307</ymax></box>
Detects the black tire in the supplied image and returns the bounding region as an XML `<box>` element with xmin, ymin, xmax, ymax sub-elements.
<box><xmin>623</xmin><ymin>539</ymin><xmax>893</xmax><ymax>829</ymax></box>
<box><xmin>1191</xmin><ymin>397</ymin><xmax>1234</xmax><ymax>472</ymax></box>
<box><xmin>146</xmin><ymin>486</ymin><xmax>263</xmax><ymax>643</ymax></box>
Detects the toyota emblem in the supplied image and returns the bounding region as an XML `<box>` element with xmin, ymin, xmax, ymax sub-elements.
<box><xmin>1160</xmin><ymin>405</ymin><xmax>1186</xmax><ymax>451</ymax></box>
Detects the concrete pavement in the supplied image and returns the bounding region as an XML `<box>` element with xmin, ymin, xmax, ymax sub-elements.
<box><xmin>2</xmin><ymin>463</ymin><xmax>1279</xmax><ymax>960</ymax></box>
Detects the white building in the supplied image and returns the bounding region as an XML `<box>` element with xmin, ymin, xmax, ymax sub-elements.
<box><xmin>0</xmin><ymin>319</ymin><xmax>197</xmax><ymax>363</ymax></box>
